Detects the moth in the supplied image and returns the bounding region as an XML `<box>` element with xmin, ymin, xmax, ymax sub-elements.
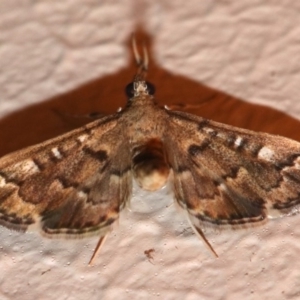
<box><xmin>1</xmin><ymin>37</ymin><xmax>300</xmax><ymax>265</ymax></box>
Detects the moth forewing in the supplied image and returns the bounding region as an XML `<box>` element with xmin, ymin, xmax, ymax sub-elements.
<box><xmin>0</xmin><ymin>115</ymin><xmax>130</xmax><ymax>239</ymax></box>
<box><xmin>165</xmin><ymin>109</ymin><xmax>300</xmax><ymax>229</ymax></box>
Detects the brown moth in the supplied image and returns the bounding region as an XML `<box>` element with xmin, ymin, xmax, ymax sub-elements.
<box><xmin>1</xmin><ymin>37</ymin><xmax>300</xmax><ymax>264</ymax></box>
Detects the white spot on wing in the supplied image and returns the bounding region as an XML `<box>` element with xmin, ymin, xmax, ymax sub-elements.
<box><xmin>203</xmin><ymin>127</ymin><xmax>215</xmax><ymax>135</ymax></box>
<box><xmin>78</xmin><ymin>191</ymin><xmax>88</xmax><ymax>199</ymax></box>
<box><xmin>219</xmin><ymin>183</ymin><xmax>228</xmax><ymax>192</ymax></box>
<box><xmin>258</xmin><ymin>147</ymin><xmax>274</xmax><ymax>162</ymax></box>
<box><xmin>234</xmin><ymin>137</ymin><xmax>243</xmax><ymax>147</ymax></box>
<box><xmin>78</xmin><ymin>135</ymin><xmax>88</xmax><ymax>143</ymax></box>
<box><xmin>294</xmin><ymin>157</ymin><xmax>300</xmax><ymax>169</ymax></box>
<box><xmin>15</xmin><ymin>160</ymin><xmax>40</xmax><ymax>175</ymax></box>
<box><xmin>111</xmin><ymin>174</ymin><xmax>121</xmax><ymax>183</ymax></box>
<box><xmin>217</xmin><ymin>132</ymin><xmax>226</xmax><ymax>140</ymax></box>
<box><xmin>0</xmin><ymin>175</ymin><xmax>6</xmax><ymax>187</ymax></box>
<box><xmin>51</xmin><ymin>147</ymin><xmax>62</xmax><ymax>159</ymax></box>
<box><xmin>266</xmin><ymin>202</ymin><xmax>284</xmax><ymax>218</ymax></box>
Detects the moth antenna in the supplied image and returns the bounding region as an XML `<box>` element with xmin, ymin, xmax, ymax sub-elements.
<box><xmin>132</xmin><ymin>34</ymin><xmax>141</xmax><ymax>66</ymax></box>
<box><xmin>142</xmin><ymin>42</ymin><xmax>149</xmax><ymax>71</ymax></box>
<box><xmin>88</xmin><ymin>235</ymin><xmax>108</xmax><ymax>266</ymax></box>
<box><xmin>131</xmin><ymin>34</ymin><xmax>148</xmax><ymax>81</ymax></box>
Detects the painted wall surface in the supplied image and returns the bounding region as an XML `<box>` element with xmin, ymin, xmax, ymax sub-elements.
<box><xmin>1</xmin><ymin>1</ymin><xmax>300</xmax><ymax>299</ymax></box>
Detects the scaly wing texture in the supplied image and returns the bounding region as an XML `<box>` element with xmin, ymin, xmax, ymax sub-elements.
<box><xmin>165</xmin><ymin>110</ymin><xmax>300</xmax><ymax>230</ymax></box>
<box><xmin>0</xmin><ymin>114</ymin><xmax>132</xmax><ymax>238</ymax></box>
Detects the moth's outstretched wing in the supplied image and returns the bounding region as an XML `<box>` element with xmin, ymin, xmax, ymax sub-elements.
<box><xmin>165</xmin><ymin>110</ymin><xmax>300</xmax><ymax>230</ymax></box>
<box><xmin>0</xmin><ymin>115</ymin><xmax>132</xmax><ymax>238</ymax></box>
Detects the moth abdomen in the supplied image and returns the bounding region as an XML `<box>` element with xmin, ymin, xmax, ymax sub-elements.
<box><xmin>132</xmin><ymin>138</ymin><xmax>169</xmax><ymax>191</ymax></box>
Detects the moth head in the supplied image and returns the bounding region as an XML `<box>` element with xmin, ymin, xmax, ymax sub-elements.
<box><xmin>125</xmin><ymin>80</ymin><xmax>155</xmax><ymax>98</ymax></box>
<box><xmin>126</xmin><ymin>35</ymin><xmax>156</xmax><ymax>99</ymax></box>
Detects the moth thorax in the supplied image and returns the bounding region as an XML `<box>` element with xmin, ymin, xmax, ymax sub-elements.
<box><xmin>132</xmin><ymin>139</ymin><xmax>170</xmax><ymax>191</ymax></box>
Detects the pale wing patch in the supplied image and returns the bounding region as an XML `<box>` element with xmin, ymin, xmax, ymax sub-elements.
<box><xmin>77</xmin><ymin>134</ymin><xmax>88</xmax><ymax>143</ymax></box>
<box><xmin>258</xmin><ymin>146</ymin><xmax>275</xmax><ymax>162</ymax></box>
<box><xmin>266</xmin><ymin>202</ymin><xmax>285</xmax><ymax>218</ymax></box>
<box><xmin>77</xmin><ymin>190</ymin><xmax>88</xmax><ymax>199</ymax></box>
<box><xmin>0</xmin><ymin>175</ymin><xmax>6</xmax><ymax>187</ymax></box>
<box><xmin>203</xmin><ymin>127</ymin><xmax>215</xmax><ymax>135</ymax></box>
<box><xmin>51</xmin><ymin>147</ymin><xmax>63</xmax><ymax>159</ymax></box>
<box><xmin>216</xmin><ymin>132</ymin><xmax>227</xmax><ymax>140</ymax></box>
<box><xmin>218</xmin><ymin>183</ymin><xmax>228</xmax><ymax>192</ymax></box>
<box><xmin>234</xmin><ymin>136</ymin><xmax>243</xmax><ymax>148</ymax></box>
<box><xmin>293</xmin><ymin>157</ymin><xmax>300</xmax><ymax>169</ymax></box>
<box><xmin>14</xmin><ymin>159</ymin><xmax>40</xmax><ymax>175</ymax></box>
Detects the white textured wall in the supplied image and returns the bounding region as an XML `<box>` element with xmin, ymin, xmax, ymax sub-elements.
<box><xmin>1</xmin><ymin>1</ymin><xmax>300</xmax><ymax>299</ymax></box>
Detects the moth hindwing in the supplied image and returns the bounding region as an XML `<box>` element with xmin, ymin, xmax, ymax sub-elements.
<box><xmin>1</xmin><ymin>37</ymin><xmax>300</xmax><ymax>264</ymax></box>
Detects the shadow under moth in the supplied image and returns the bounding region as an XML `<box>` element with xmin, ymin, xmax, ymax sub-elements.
<box><xmin>0</xmin><ymin>38</ymin><xmax>299</xmax><ymax>264</ymax></box>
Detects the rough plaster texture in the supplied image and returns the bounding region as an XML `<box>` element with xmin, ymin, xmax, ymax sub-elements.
<box><xmin>1</xmin><ymin>1</ymin><xmax>300</xmax><ymax>299</ymax></box>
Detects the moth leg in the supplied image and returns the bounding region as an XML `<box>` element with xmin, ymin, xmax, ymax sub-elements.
<box><xmin>88</xmin><ymin>235</ymin><xmax>108</xmax><ymax>266</ymax></box>
<box><xmin>53</xmin><ymin>108</ymin><xmax>106</xmax><ymax>121</ymax></box>
<box><xmin>194</xmin><ymin>226</ymin><xmax>218</xmax><ymax>258</ymax></box>
<box><xmin>187</xmin><ymin>217</ymin><xmax>218</xmax><ymax>258</ymax></box>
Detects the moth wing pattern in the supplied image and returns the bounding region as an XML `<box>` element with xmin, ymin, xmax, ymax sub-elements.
<box><xmin>165</xmin><ymin>110</ymin><xmax>300</xmax><ymax>231</ymax></box>
<box><xmin>0</xmin><ymin>114</ymin><xmax>132</xmax><ymax>238</ymax></box>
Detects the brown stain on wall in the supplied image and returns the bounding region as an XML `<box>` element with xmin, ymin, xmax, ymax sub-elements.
<box><xmin>0</xmin><ymin>30</ymin><xmax>299</xmax><ymax>157</ymax></box>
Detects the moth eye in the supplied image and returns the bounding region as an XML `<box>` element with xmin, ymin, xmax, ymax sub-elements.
<box><xmin>125</xmin><ymin>83</ymin><xmax>134</xmax><ymax>98</ymax></box>
<box><xmin>146</xmin><ymin>82</ymin><xmax>155</xmax><ymax>95</ymax></box>
<box><xmin>125</xmin><ymin>81</ymin><xmax>156</xmax><ymax>98</ymax></box>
